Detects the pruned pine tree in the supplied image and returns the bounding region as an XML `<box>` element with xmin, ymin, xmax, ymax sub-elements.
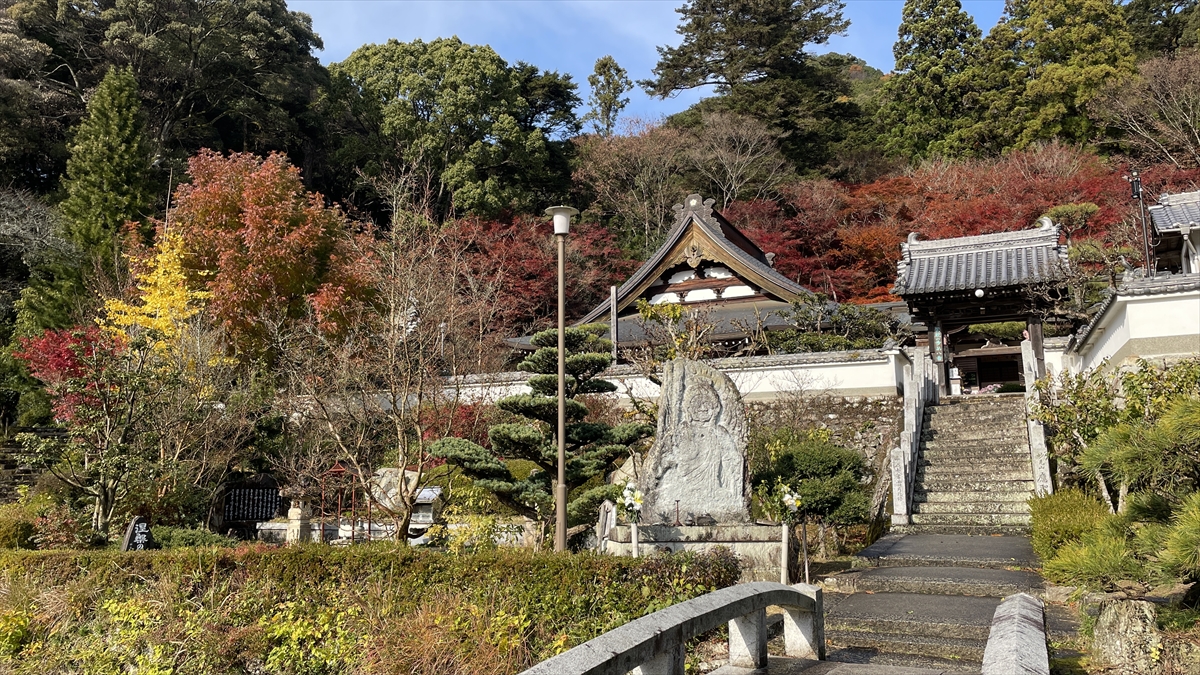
<box><xmin>432</xmin><ymin>325</ymin><xmax>654</xmax><ymax>539</ymax></box>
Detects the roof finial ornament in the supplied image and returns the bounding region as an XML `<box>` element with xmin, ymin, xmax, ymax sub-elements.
<box><xmin>674</xmin><ymin>193</ymin><xmax>716</xmax><ymax>221</ymax></box>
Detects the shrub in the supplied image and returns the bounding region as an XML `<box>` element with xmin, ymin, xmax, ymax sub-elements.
<box><xmin>0</xmin><ymin>506</ymin><xmax>36</xmax><ymax>550</ymax></box>
<box><xmin>0</xmin><ymin>545</ymin><xmax>740</xmax><ymax>672</ymax></box>
<box><xmin>1043</xmin><ymin>529</ymin><xmax>1145</xmax><ymax>588</ymax></box>
<box><xmin>1029</xmin><ymin>490</ymin><xmax>1110</xmax><ymax>560</ymax></box>
<box><xmin>150</xmin><ymin>526</ymin><xmax>239</xmax><ymax>549</ymax></box>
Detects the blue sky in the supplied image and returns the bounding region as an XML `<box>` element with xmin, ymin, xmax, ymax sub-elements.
<box><xmin>289</xmin><ymin>0</ymin><xmax>1008</xmax><ymax>121</ymax></box>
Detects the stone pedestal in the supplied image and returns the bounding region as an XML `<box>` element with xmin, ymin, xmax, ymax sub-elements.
<box><xmin>603</xmin><ymin>525</ymin><xmax>794</xmax><ymax>582</ymax></box>
<box><xmin>284</xmin><ymin>500</ymin><xmax>311</xmax><ymax>544</ymax></box>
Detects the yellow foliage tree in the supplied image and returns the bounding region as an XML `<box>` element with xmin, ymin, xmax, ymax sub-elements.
<box><xmin>101</xmin><ymin>232</ymin><xmax>209</xmax><ymax>349</ymax></box>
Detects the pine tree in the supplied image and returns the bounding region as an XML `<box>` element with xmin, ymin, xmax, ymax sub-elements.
<box><xmin>583</xmin><ymin>56</ymin><xmax>633</xmax><ymax>137</ymax></box>
<box><xmin>431</xmin><ymin>325</ymin><xmax>654</xmax><ymax>533</ymax></box>
<box><xmin>876</xmin><ymin>0</ymin><xmax>982</xmax><ymax>159</ymax></box>
<box><xmin>59</xmin><ymin>66</ymin><xmax>152</xmax><ymax>266</ymax></box>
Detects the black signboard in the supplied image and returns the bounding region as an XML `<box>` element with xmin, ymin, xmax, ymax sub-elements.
<box><xmin>120</xmin><ymin>516</ymin><xmax>158</xmax><ymax>551</ymax></box>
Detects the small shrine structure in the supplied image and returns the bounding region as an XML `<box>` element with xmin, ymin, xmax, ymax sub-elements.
<box><xmin>893</xmin><ymin>221</ymin><xmax>1068</xmax><ymax>393</ymax></box>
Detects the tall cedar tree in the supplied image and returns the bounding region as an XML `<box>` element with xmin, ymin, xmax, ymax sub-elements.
<box><xmin>59</xmin><ymin>66</ymin><xmax>152</xmax><ymax>266</ymax></box>
<box><xmin>583</xmin><ymin>56</ymin><xmax>633</xmax><ymax>137</ymax></box>
<box><xmin>643</xmin><ymin>0</ymin><xmax>858</xmax><ymax>172</ymax></box>
<box><xmin>12</xmin><ymin>66</ymin><xmax>152</xmax><ymax>344</ymax></box>
<box><xmin>950</xmin><ymin>0</ymin><xmax>1135</xmax><ymax>153</ymax></box>
<box><xmin>876</xmin><ymin>0</ymin><xmax>982</xmax><ymax>159</ymax></box>
<box><xmin>431</xmin><ymin>325</ymin><xmax>654</xmax><ymax>532</ymax></box>
<box><xmin>1123</xmin><ymin>0</ymin><xmax>1199</xmax><ymax>56</ymax></box>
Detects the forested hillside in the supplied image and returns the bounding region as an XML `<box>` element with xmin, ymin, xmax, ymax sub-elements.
<box><xmin>3</xmin><ymin>0</ymin><xmax>1200</xmax><ymax>426</ymax></box>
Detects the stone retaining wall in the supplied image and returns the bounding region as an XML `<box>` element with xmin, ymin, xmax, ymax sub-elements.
<box><xmin>749</xmin><ymin>394</ymin><xmax>904</xmax><ymax>521</ymax></box>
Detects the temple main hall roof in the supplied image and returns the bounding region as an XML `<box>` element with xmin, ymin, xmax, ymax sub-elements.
<box><xmin>893</xmin><ymin>222</ymin><xmax>1067</xmax><ymax>297</ymax></box>
<box><xmin>576</xmin><ymin>194</ymin><xmax>808</xmax><ymax>324</ymax></box>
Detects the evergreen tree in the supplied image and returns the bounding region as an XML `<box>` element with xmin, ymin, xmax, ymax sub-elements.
<box><xmin>59</xmin><ymin>66</ymin><xmax>153</xmax><ymax>265</ymax></box>
<box><xmin>431</xmin><ymin>325</ymin><xmax>654</xmax><ymax>532</ymax></box>
<box><xmin>643</xmin><ymin>0</ymin><xmax>858</xmax><ymax>172</ymax></box>
<box><xmin>876</xmin><ymin>0</ymin><xmax>982</xmax><ymax>159</ymax></box>
<box><xmin>1011</xmin><ymin>0</ymin><xmax>1135</xmax><ymax>146</ymax></box>
<box><xmin>1124</xmin><ymin>0</ymin><xmax>1198</xmax><ymax>56</ymax></box>
<box><xmin>583</xmin><ymin>56</ymin><xmax>633</xmax><ymax>137</ymax></box>
<box><xmin>949</xmin><ymin>0</ymin><xmax>1135</xmax><ymax>153</ymax></box>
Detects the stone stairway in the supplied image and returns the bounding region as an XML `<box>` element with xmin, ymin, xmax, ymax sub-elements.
<box><xmin>907</xmin><ymin>395</ymin><xmax>1035</xmax><ymax>535</ymax></box>
<box><xmin>821</xmin><ymin>534</ymin><xmax>1054</xmax><ymax>672</ymax></box>
<box><xmin>814</xmin><ymin>394</ymin><xmax>1072</xmax><ymax>672</ymax></box>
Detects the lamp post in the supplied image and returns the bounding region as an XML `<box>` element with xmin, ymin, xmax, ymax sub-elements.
<box><xmin>546</xmin><ymin>205</ymin><xmax>578</xmax><ymax>553</ymax></box>
<box><xmin>1128</xmin><ymin>171</ymin><xmax>1153</xmax><ymax>277</ymax></box>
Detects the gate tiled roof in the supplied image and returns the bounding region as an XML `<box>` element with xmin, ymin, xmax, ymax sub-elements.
<box><xmin>894</xmin><ymin>222</ymin><xmax>1066</xmax><ymax>296</ymax></box>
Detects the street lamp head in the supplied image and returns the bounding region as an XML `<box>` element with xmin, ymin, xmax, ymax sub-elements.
<box><xmin>545</xmin><ymin>205</ymin><xmax>579</xmax><ymax>235</ymax></box>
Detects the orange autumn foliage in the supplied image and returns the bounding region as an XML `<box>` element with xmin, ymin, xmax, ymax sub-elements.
<box><xmin>170</xmin><ymin>150</ymin><xmax>372</xmax><ymax>353</ymax></box>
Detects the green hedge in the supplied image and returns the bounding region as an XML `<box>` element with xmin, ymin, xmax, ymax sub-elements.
<box><xmin>0</xmin><ymin>544</ymin><xmax>740</xmax><ymax>674</ymax></box>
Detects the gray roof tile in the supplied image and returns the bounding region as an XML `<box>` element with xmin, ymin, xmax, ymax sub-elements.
<box><xmin>894</xmin><ymin>223</ymin><xmax>1067</xmax><ymax>296</ymax></box>
<box><xmin>1148</xmin><ymin>189</ymin><xmax>1200</xmax><ymax>234</ymax></box>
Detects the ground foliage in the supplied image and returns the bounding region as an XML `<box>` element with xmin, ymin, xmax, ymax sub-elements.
<box><xmin>0</xmin><ymin>545</ymin><xmax>740</xmax><ymax>674</ymax></box>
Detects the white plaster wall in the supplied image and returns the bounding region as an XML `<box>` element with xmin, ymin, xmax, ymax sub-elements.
<box><xmin>1075</xmin><ymin>290</ymin><xmax>1200</xmax><ymax>371</ymax></box>
<box><xmin>448</xmin><ymin>353</ymin><xmax>907</xmax><ymax>406</ymax></box>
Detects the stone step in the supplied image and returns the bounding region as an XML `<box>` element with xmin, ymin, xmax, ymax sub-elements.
<box><xmin>916</xmin><ymin>468</ymin><xmax>1033</xmax><ymax>482</ymax></box>
<box><xmin>921</xmin><ymin>429</ymin><xmax>1028</xmax><ymax>443</ymax></box>
<box><xmin>916</xmin><ymin>462</ymin><xmax>1032</xmax><ymax>477</ymax></box>
<box><xmin>891</xmin><ymin>524</ymin><xmax>1032</xmax><ymax>536</ymax></box>
<box><xmin>819</xmin><ymin>649</ymin><xmax>982</xmax><ymax>673</ymax></box>
<box><xmin>914</xmin><ymin>490</ymin><xmax>1032</xmax><ymax>503</ymax></box>
<box><xmin>824</xmin><ymin>592</ymin><xmax>999</xmax><ymax>661</ymax></box>
<box><xmin>913</xmin><ymin>501</ymin><xmax>1031</xmax><ymax>515</ymax></box>
<box><xmin>825</xmin><ymin>630</ymin><xmax>986</xmax><ymax>663</ymax></box>
<box><xmin>824</xmin><ymin>566</ymin><xmax>1044</xmax><ymax>598</ymax></box>
<box><xmin>919</xmin><ymin>441</ymin><xmax>1029</xmax><ymax>454</ymax></box>
<box><xmin>910</xmin><ymin>512</ymin><xmax>1031</xmax><ymax>527</ymax></box>
<box><xmin>925</xmin><ymin>409</ymin><xmax>1026</xmax><ymax>424</ymax></box>
<box><xmin>854</xmin><ymin>533</ymin><xmax>1039</xmax><ymax>570</ymax></box>
<box><xmin>915</xmin><ymin>477</ymin><xmax>1036</xmax><ymax>492</ymax></box>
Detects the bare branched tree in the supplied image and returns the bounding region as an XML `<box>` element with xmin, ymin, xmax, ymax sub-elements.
<box><xmin>573</xmin><ymin>118</ymin><xmax>690</xmax><ymax>254</ymax></box>
<box><xmin>276</xmin><ymin>220</ymin><xmax>500</xmax><ymax>542</ymax></box>
<box><xmin>1091</xmin><ymin>50</ymin><xmax>1200</xmax><ymax>169</ymax></box>
<box><xmin>689</xmin><ymin>112</ymin><xmax>792</xmax><ymax>208</ymax></box>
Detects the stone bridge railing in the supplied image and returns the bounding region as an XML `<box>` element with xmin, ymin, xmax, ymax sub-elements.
<box><xmin>890</xmin><ymin>350</ymin><xmax>938</xmax><ymax>525</ymax></box>
<box><xmin>519</xmin><ymin>582</ymin><xmax>824</xmax><ymax>675</ymax></box>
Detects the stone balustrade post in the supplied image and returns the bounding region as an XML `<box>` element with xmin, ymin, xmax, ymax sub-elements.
<box><xmin>728</xmin><ymin>608</ymin><xmax>768</xmax><ymax>668</ymax></box>
<box><xmin>784</xmin><ymin>585</ymin><xmax>825</xmax><ymax>660</ymax></box>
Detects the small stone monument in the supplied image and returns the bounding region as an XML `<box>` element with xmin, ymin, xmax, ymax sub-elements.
<box><xmin>639</xmin><ymin>358</ymin><xmax>749</xmax><ymax>524</ymax></box>
<box><xmin>120</xmin><ymin>516</ymin><xmax>158</xmax><ymax>551</ymax></box>
<box><xmin>284</xmin><ymin>499</ymin><xmax>311</xmax><ymax>544</ymax></box>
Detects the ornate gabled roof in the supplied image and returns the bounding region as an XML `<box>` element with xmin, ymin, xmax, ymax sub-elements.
<box><xmin>1148</xmin><ymin>190</ymin><xmax>1200</xmax><ymax>234</ymax></box>
<box><xmin>893</xmin><ymin>222</ymin><xmax>1067</xmax><ymax>297</ymax></box>
<box><xmin>576</xmin><ymin>194</ymin><xmax>808</xmax><ymax>324</ymax></box>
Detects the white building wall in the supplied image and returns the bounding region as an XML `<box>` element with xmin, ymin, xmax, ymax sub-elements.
<box><xmin>449</xmin><ymin>349</ymin><xmax>909</xmax><ymax>406</ymax></box>
<box><xmin>1071</xmin><ymin>289</ymin><xmax>1200</xmax><ymax>372</ymax></box>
